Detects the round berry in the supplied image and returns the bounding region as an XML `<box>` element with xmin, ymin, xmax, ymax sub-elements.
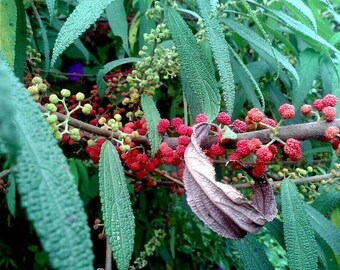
<box><xmin>209</xmin><ymin>144</ymin><xmax>226</xmax><ymax>157</ymax></box>
<box><xmin>157</xmin><ymin>119</ymin><xmax>170</xmax><ymax>134</ymax></box>
<box><xmin>325</xmin><ymin>126</ymin><xmax>339</xmax><ymax>140</ymax></box>
<box><xmin>178</xmin><ymin>135</ymin><xmax>191</xmax><ymax>146</ymax></box>
<box><xmin>171</xmin><ymin>117</ymin><xmax>183</xmax><ymax>128</ymax></box>
<box><xmin>216</xmin><ymin>112</ymin><xmax>231</xmax><ymax>125</ymax></box>
<box><xmin>322</xmin><ymin>94</ymin><xmax>338</xmax><ymax>107</ymax></box>
<box><xmin>232</xmin><ymin>119</ymin><xmax>247</xmax><ymax>133</ymax></box>
<box><xmin>61</xmin><ymin>89</ymin><xmax>71</xmax><ymax>98</ymax></box>
<box><xmin>313</xmin><ymin>99</ymin><xmax>324</xmax><ymax>111</ymax></box>
<box><xmin>49</xmin><ymin>94</ymin><xmax>59</xmax><ymax>104</ymax></box>
<box><xmin>195</xmin><ymin>113</ymin><xmax>208</xmax><ymax>124</ymax></box>
<box><xmin>236</xmin><ymin>139</ymin><xmax>251</xmax><ymax>157</ymax></box>
<box><xmin>246</xmin><ymin>108</ymin><xmax>264</xmax><ymax>123</ymax></box>
<box><xmin>256</xmin><ymin>147</ymin><xmax>274</xmax><ymax>163</ymax></box>
<box><xmin>76</xmin><ymin>92</ymin><xmax>85</xmax><ymax>101</ymax></box>
<box><xmin>322</xmin><ymin>106</ymin><xmax>336</xmax><ymax>122</ymax></box>
<box><xmin>300</xmin><ymin>104</ymin><xmax>313</xmax><ymax>117</ymax></box>
<box><xmin>284</xmin><ymin>138</ymin><xmax>302</xmax><ymax>161</ymax></box>
<box><xmin>278</xmin><ymin>103</ymin><xmax>295</xmax><ymax>120</ymax></box>
<box><xmin>260</xmin><ymin>118</ymin><xmax>276</xmax><ymax>129</ymax></box>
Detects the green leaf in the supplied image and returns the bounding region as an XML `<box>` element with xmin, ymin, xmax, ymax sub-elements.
<box><xmin>292</xmin><ymin>49</ymin><xmax>320</xmax><ymax>109</ymax></box>
<box><xmin>197</xmin><ymin>0</ymin><xmax>235</xmax><ymax>115</ymax></box>
<box><xmin>106</xmin><ymin>0</ymin><xmax>129</xmax><ymax>55</ymax></box>
<box><xmin>0</xmin><ymin>1</ymin><xmax>17</xmax><ymax>68</ymax></box>
<box><xmin>6</xmin><ymin>174</ymin><xmax>16</xmax><ymax>217</ymax></box>
<box><xmin>283</xmin><ymin>0</ymin><xmax>317</xmax><ymax>31</ymax></box>
<box><xmin>46</xmin><ymin>0</ymin><xmax>56</xmax><ymax>21</ymax></box>
<box><xmin>222</xmin><ymin>127</ymin><xmax>237</xmax><ymax>140</ymax></box>
<box><xmin>222</xmin><ymin>18</ymin><xmax>299</xmax><ymax>86</ymax></box>
<box><xmin>315</xmin><ymin>233</ymin><xmax>339</xmax><ymax>270</ymax></box>
<box><xmin>14</xmin><ymin>0</ymin><xmax>27</xmax><ymax>80</ymax></box>
<box><xmin>31</xmin><ymin>3</ymin><xmax>50</xmax><ymax>73</ymax></box>
<box><xmin>165</xmin><ymin>7</ymin><xmax>220</xmax><ymax>121</ymax></box>
<box><xmin>96</xmin><ymin>58</ymin><xmax>140</xmax><ymax>98</ymax></box>
<box><xmin>68</xmin><ymin>159</ymin><xmax>80</xmax><ymax>187</ymax></box>
<box><xmin>312</xmin><ymin>185</ymin><xmax>340</xmax><ymax>214</ymax></box>
<box><xmin>233</xmin><ymin>235</ymin><xmax>273</xmax><ymax>270</ymax></box>
<box><xmin>0</xmin><ymin>59</ymin><xmax>94</xmax><ymax>269</ymax></box>
<box><xmin>281</xmin><ymin>179</ymin><xmax>318</xmax><ymax>270</ymax></box>
<box><xmin>305</xmin><ymin>203</ymin><xmax>340</xmax><ymax>254</ymax></box>
<box><xmin>51</xmin><ymin>0</ymin><xmax>115</xmax><ymax>66</ymax></box>
<box><xmin>99</xmin><ymin>141</ymin><xmax>135</xmax><ymax>270</ymax></box>
<box><xmin>141</xmin><ymin>94</ymin><xmax>162</xmax><ymax>156</ymax></box>
<box><xmin>265</xmin><ymin>218</ymin><xmax>285</xmax><ymax>248</ymax></box>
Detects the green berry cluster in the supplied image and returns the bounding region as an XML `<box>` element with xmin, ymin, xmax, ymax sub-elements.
<box><xmin>26</xmin><ymin>76</ymin><xmax>48</xmax><ymax>101</ymax></box>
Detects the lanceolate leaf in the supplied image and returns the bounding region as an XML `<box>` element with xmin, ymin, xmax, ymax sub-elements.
<box><xmin>96</xmin><ymin>58</ymin><xmax>140</xmax><ymax>98</ymax></box>
<box><xmin>106</xmin><ymin>0</ymin><xmax>129</xmax><ymax>55</ymax></box>
<box><xmin>46</xmin><ymin>0</ymin><xmax>56</xmax><ymax>21</ymax></box>
<box><xmin>0</xmin><ymin>59</ymin><xmax>94</xmax><ymax>269</ymax></box>
<box><xmin>283</xmin><ymin>0</ymin><xmax>317</xmax><ymax>31</ymax></box>
<box><xmin>233</xmin><ymin>235</ymin><xmax>273</xmax><ymax>270</ymax></box>
<box><xmin>99</xmin><ymin>141</ymin><xmax>135</xmax><ymax>270</ymax></box>
<box><xmin>183</xmin><ymin>123</ymin><xmax>277</xmax><ymax>239</ymax></box>
<box><xmin>0</xmin><ymin>1</ymin><xmax>17</xmax><ymax>68</ymax></box>
<box><xmin>305</xmin><ymin>203</ymin><xmax>340</xmax><ymax>254</ymax></box>
<box><xmin>141</xmin><ymin>94</ymin><xmax>162</xmax><ymax>156</ymax></box>
<box><xmin>281</xmin><ymin>179</ymin><xmax>318</xmax><ymax>270</ymax></box>
<box><xmin>14</xmin><ymin>0</ymin><xmax>26</xmax><ymax>80</ymax></box>
<box><xmin>165</xmin><ymin>7</ymin><xmax>220</xmax><ymax>121</ymax></box>
<box><xmin>51</xmin><ymin>0</ymin><xmax>115</xmax><ymax>66</ymax></box>
<box><xmin>197</xmin><ymin>0</ymin><xmax>235</xmax><ymax>115</ymax></box>
<box><xmin>312</xmin><ymin>185</ymin><xmax>340</xmax><ymax>214</ymax></box>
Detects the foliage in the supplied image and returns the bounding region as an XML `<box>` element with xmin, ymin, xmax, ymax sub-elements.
<box><xmin>0</xmin><ymin>0</ymin><xmax>340</xmax><ymax>269</ymax></box>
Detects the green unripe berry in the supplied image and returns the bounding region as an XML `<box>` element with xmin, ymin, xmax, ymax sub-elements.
<box><xmin>32</xmin><ymin>76</ymin><xmax>43</xmax><ymax>85</ymax></box>
<box><xmin>27</xmin><ymin>85</ymin><xmax>39</xmax><ymax>95</ymax></box>
<box><xmin>47</xmin><ymin>114</ymin><xmax>58</xmax><ymax>124</ymax></box>
<box><xmin>119</xmin><ymin>144</ymin><xmax>130</xmax><ymax>152</ymax></box>
<box><xmin>310</xmin><ymin>184</ymin><xmax>316</xmax><ymax>190</ymax></box>
<box><xmin>61</xmin><ymin>89</ymin><xmax>71</xmax><ymax>98</ymax></box>
<box><xmin>46</xmin><ymin>103</ymin><xmax>57</xmax><ymax>112</ymax></box>
<box><xmin>82</xmin><ymin>104</ymin><xmax>92</xmax><ymax>115</ymax></box>
<box><xmin>37</xmin><ymin>83</ymin><xmax>47</xmax><ymax>93</ymax></box>
<box><xmin>122</xmin><ymin>98</ymin><xmax>130</xmax><ymax>105</ymax></box>
<box><xmin>54</xmin><ymin>131</ymin><xmax>62</xmax><ymax>140</ymax></box>
<box><xmin>76</xmin><ymin>92</ymin><xmax>85</xmax><ymax>101</ymax></box>
<box><xmin>111</xmin><ymin>123</ymin><xmax>119</xmax><ymax>132</ymax></box>
<box><xmin>49</xmin><ymin>94</ymin><xmax>59</xmax><ymax>104</ymax></box>
<box><xmin>114</xmin><ymin>114</ymin><xmax>122</xmax><ymax>122</ymax></box>
<box><xmin>70</xmin><ymin>128</ymin><xmax>80</xmax><ymax>136</ymax></box>
<box><xmin>32</xmin><ymin>94</ymin><xmax>40</xmax><ymax>101</ymax></box>
<box><xmin>87</xmin><ymin>139</ymin><xmax>96</xmax><ymax>146</ymax></box>
<box><xmin>107</xmin><ymin>119</ymin><xmax>116</xmax><ymax>127</ymax></box>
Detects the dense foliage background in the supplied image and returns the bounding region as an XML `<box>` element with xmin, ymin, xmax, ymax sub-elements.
<box><xmin>1</xmin><ymin>0</ymin><xmax>340</xmax><ymax>269</ymax></box>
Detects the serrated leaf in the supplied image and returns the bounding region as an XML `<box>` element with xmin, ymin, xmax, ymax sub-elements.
<box><xmin>51</xmin><ymin>0</ymin><xmax>115</xmax><ymax>66</ymax></box>
<box><xmin>96</xmin><ymin>58</ymin><xmax>140</xmax><ymax>98</ymax></box>
<box><xmin>222</xmin><ymin>127</ymin><xmax>237</xmax><ymax>140</ymax></box>
<box><xmin>312</xmin><ymin>185</ymin><xmax>340</xmax><ymax>214</ymax></box>
<box><xmin>233</xmin><ymin>235</ymin><xmax>273</xmax><ymax>270</ymax></box>
<box><xmin>222</xmin><ymin>18</ymin><xmax>300</xmax><ymax>87</ymax></box>
<box><xmin>305</xmin><ymin>203</ymin><xmax>340</xmax><ymax>254</ymax></box>
<box><xmin>292</xmin><ymin>49</ymin><xmax>320</xmax><ymax>109</ymax></box>
<box><xmin>283</xmin><ymin>0</ymin><xmax>317</xmax><ymax>31</ymax></box>
<box><xmin>0</xmin><ymin>59</ymin><xmax>94</xmax><ymax>269</ymax></box>
<box><xmin>183</xmin><ymin>123</ymin><xmax>277</xmax><ymax>239</ymax></box>
<box><xmin>197</xmin><ymin>0</ymin><xmax>235</xmax><ymax>115</ymax></box>
<box><xmin>281</xmin><ymin>179</ymin><xmax>318</xmax><ymax>270</ymax></box>
<box><xmin>165</xmin><ymin>7</ymin><xmax>220</xmax><ymax>121</ymax></box>
<box><xmin>46</xmin><ymin>0</ymin><xmax>56</xmax><ymax>21</ymax></box>
<box><xmin>106</xmin><ymin>0</ymin><xmax>129</xmax><ymax>55</ymax></box>
<box><xmin>141</xmin><ymin>94</ymin><xmax>162</xmax><ymax>156</ymax></box>
<box><xmin>99</xmin><ymin>141</ymin><xmax>135</xmax><ymax>270</ymax></box>
<box><xmin>0</xmin><ymin>1</ymin><xmax>16</xmax><ymax>68</ymax></box>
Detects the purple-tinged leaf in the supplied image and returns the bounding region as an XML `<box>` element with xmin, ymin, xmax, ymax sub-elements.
<box><xmin>183</xmin><ymin>123</ymin><xmax>277</xmax><ymax>239</ymax></box>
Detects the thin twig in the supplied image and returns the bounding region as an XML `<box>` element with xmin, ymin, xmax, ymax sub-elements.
<box><xmin>155</xmin><ymin>169</ymin><xmax>184</xmax><ymax>186</ymax></box>
<box><xmin>0</xmin><ymin>169</ymin><xmax>11</xmax><ymax>179</ymax></box>
<box><xmin>105</xmin><ymin>239</ymin><xmax>112</xmax><ymax>270</ymax></box>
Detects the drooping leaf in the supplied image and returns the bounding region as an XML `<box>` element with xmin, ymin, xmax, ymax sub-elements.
<box><xmin>0</xmin><ymin>0</ymin><xmax>17</xmax><ymax>68</ymax></box>
<box><xmin>315</xmin><ymin>233</ymin><xmax>339</xmax><ymax>270</ymax></box>
<box><xmin>183</xmin><ymin>123</ymin><xmax>277</xmax><ymax>239</ymax></box>
<box><xmin>283</xmin><ymin>0</ymin><xmax>317</xmax><ymax>31</ymax></box>
<box><xmin>106</xmin><ymin>0</ymin><xmax>129</xmax><ymax>55</ymax></box>
<box><xmin>233</xmin><ymin>235</ymin><xmax>273</xmax><ymax>270</ymax></box>
<box><xmin>165</xmin><ymin>7</ymin><xmax>220</xmax><ymax>121</ymax></box>
<box><xmin>281</xmin><ymin>179</ymin><xmax>318</xmax><ymax>270</ymax></box>
<box><xmin>312</xmin><ymin>184</ymin><xmax>340</xmax><ymax>214</ymax></box>
<box><xmin>51</xmin><ymin>0</ymin><xmax>115</xmax><ymax>66</ymax></box>
<box><xmin>96</xmin><ymin>58</ymin><xmax>140</xmax><ymax>98</ymax></box>
<box><xmin>292</xmin><ymin>49</ymin><xmax>320</xmax><ymax>109</ymax></box>
<box><xmin>31</xmin><ymin>3</ymin><xmax>50</xmax><ymax>72</ymax></box>
<box><xmin>305</xmin><ymin>203</ymin><xmax>340</xmax><ymax>254</ymax></box>
<box><xmin>99</xmin><ymin>141</ymin><xmax>135</xmax><ymax>270</ymax></box>
<box><xmin>0</xmin><ymin>58</ymin><xmax>94</xmax><ymax>269</ymax></box>
<box><xmin>6</xmin><ymin>174</ymin><xmax>16</xmax><ymax>217</ymax></box>
<box><xmin>222</xmin><ymin>18</ymin><xmax>300</xmax><ymax>86</ymax></box>
<box><xmin>197</xmin><ymin>0</ymin><xmax>235</xmax><ymax>115</ymax></box>
<box><xmin>141</xmin><ymin>94</ymin><xmax>162</xmax><ymax>156</ymax></box>
<box><xmin>14</xmin><ymin>0</ymin><xmax>26</xmax><ymax>80</ymax></box>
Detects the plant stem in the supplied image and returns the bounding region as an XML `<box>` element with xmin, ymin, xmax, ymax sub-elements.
<box><xmin>105</xmin><ymin>239</ymin><xmax>112</xmax><ymax>270</ymax></box>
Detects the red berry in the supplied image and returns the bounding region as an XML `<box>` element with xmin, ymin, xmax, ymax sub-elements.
<box><xmin>171</xmin><ymin>117</ymin><xmax>183</xmax><ymax>128</ymax></box>
<box><xmin>255</xmin><ymin>147</ymin><xmax>274</xmax><ymax>164</ymax></box>
<box><xmin>176</xmin><ymin>124</ymin><xmax>189</xmax><ymax>136</ymax></box>
<box><xmin>216</xmin><ymin>112</ymin><xmax>231</xmax><ymax>125</ymax></box>
<box><xmin>252</xmin><ymin>163</ymin><xmax>267</xmax><ymax>178</ymax></box>
<box><xmin>322</xmin><ymin>94</ymin><xmax>338</xmax><ymax>107</ymax></box>
<box><xmin>177</xmin><ymin>187</ymin><xmax>185</xmax><ymax>196</ymax></box>
<box><xmin>260</xmin><ymin>118</ymin><xmax>276</xmax><ymax>129</ymax></box>
<box><xmin>284</xmin><ymin>138</ymin><xmax>302</xmax><ymax>161</ymax></box>
<box><xmin>146</xmin><ymin>162</ymin><xmax>156</xmax><ymax>173</ymax></box>
<box><xmin>278</xmin><ymin>103</ymin><xmax>295</xmax><ymax>120</ymax></box>
<box><xmin>178</xmin><ymin>135</ymin><xmax>191</xmax><ymax>146</ymax></box>
<box><xmin>268</xmin><ymin>144</ymin><xmax>278</xmax><ymax>155</ymax></box>
<box><xmin>176</xmin><ymin>145</ymin><xmax>186</xmax><ymax>156</ymax></box>
<box><xmin>98</xmin><ymin>107</ymin><xmax>105</xmax><ymax>114</ymax></box>
<box><xmin>247</xmin><ymin>138</ymin><xmax>262</xmax><ymax>153</ymax></box>
<box><xmin>322</xmin><ymin>106</ymin><xmax>336</xmax><ymax>122</ymax></box>
<box><xmin>161</xmin><ymin>146</ymin><xmax>173</xmax><ymax>157</ymax></box>
<box><xmin>195</xmin><ymin>113</ymin><xmax>208</xmax><ymax>124</ymax></box>
<box><xmin>157</xmin><ymin>118</ymin><xmax>170</xmax><ymax>134</ymax></box>
<box><xmin>331</xmin><ymin>137</ymin><xmax>340</xmax><ymax>150</ymax></box>
<box><xmin>300</xmin><ymin>104</ymin><xmax>313</xmax><ymax>117</ymax></box>
<box><xmin>236</xmin><ymin>139</ymin><xmax>251</xmax><ymax>157</ymax></box>
<box><xmin>229</xmin><ymin>152</ymin><xmax>242</xmax><ymax>170</ymax></box>
<box><xmin>232</xmin><ymin>119</ymin><xmax>247</xmax><ymax>133</ymax></box>
<box><xmin>246</xmin><ymin>108</ymin><xmax>264</xmax><ymax>123</ymax></box>
<box><xmin>209</xmin><ymin>144</ymin><xmax>226</xmax><ymax>157</ymax></box>
<box><xmin>325</xmin><ymin>126</ymin><xmax>339</xmax><ymax>140</ymax></box>
<box><xmin>313</xmin><ymin>99</ymin><xmax>324</xmax><ymax>111</ymax></box>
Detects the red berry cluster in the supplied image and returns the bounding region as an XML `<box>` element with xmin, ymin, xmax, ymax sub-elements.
<box><xmin>86</xmin><ymin>139</ymin><xmax>106</xmax><ymax>164</ymax></box>
<box><xmin>283</xmin><ymin>138</ymin><xmax>302</xmax><ymax>161</ymax></box>
<box><xmin>121</xmin><ymin>118</ymin><xmax>147</xmax><ymax>135</ymax></box>
<box><xmin>301</xmin><ymin>94</ymin><xmax>338</xmax><ymax>122</ymax></box>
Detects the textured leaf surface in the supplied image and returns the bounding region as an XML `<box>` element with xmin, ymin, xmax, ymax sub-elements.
<box><xmin>284</xmin><ymin>0</ymin><xmax>317</xmax><ymax>31</ymax></box>
<box><xmin>233</xmin><ymin>235</ymin><xmax>273</xmax><ymax>270</ymax></box>
<box><xmin>46</xmin><ymin>0</ymin><xmax>56</xmax><ymax>21</ymax></box>
<box><xmin>223</xmin><ymin>19</ymin><xmax>299</xmax><ymax>86</ymax></box>
<box><xmin>0</xmin><ymin>1</ymin><xmax>16</xmax><ymax>68</ymax></box>
<box><xmin>312</xmin><ymin>185</ymin><xmax>340</xmax><ymax>214</ymax></box>
<box><xmin>51</xmin><ymin>0</ymin><xmax>115</xmax><ymax>66</ymax></box>
<box><xmin>14</xmin><ymin>0</ymin><xmax>26</xmax><ymax>79</ymax></box>
<box><xmin>97</xmin><ymin>58</ymin><xmax>140</xmax><ymax>98</ymax></box>
<box><xmin>106</xmin><ymin>0</ymin><xmax>129</xmax><ymax>55</ymax></box>
<box><xmin>197</xmin><ymin>0</ymin><xmax>235</xmax><ymax>115</ymax></box>
<box><xmin>141</xmin><ymin>94</ymin><xmax>162</xmax><ymax>156</ymax></box>
<box><xmin>6</xmin><ymin>174</ymin><xmax>16</xmax><ymax>217</ymax></box>
<box><xmin>305</xmin><ymin>203</ymin><xmax>340</xmax><ymax>254</ymax></box>
<box><xmin>165</xmin><ymin>7</ymin><xmax>220</xmax><ymax>121</ymax></box>
<box><xmin>99</xmin><ymin>141</ymin><xmax>135</xmax><ymax>270</ymax></box>
<box><xmin>281</xmin><ymin>179</ymin><xmax>318</xmax><ymax>270</ymax></box>
<box><xmin>183</xmin><ymin>123</ymin><xmax>277</xmax><ymax>239</ymax></box>
<box><xmin>0</xmin><ymin>59</ymin><xmax>94</xmax><ymax>269</ymax></box>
